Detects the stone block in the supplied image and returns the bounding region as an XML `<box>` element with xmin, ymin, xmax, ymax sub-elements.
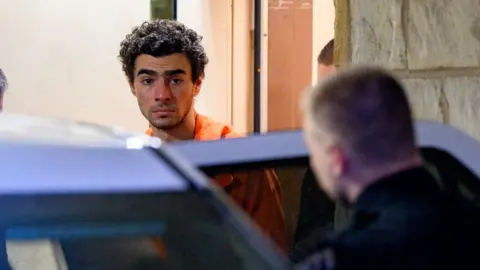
<box><xmin>401</xmin><ymin>78</ymin><xmax>444</xmax><ymax>122</ymax></box>
<box><xmin>407</xmin><ymin>0</ymin><xmax>480</xmax><ymax>69</ymax></box>
<box><xmin>350</xmin><ymin>0</ymin><xmax>406</xmax><ymax>69</ymax></box>
<box><xmin>443</xmin><ymin>76</ymin><xmax>480</xmax><ymax>140</ymax></box>
<box><xmin>334</xmin><ymin>0</ymin><xmax>350</xmax><ymax>66</ymax></box>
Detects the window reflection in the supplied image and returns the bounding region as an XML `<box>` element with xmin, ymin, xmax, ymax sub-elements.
<box><xmin>4</xmin><ymin>193</ymin><xmax>282</xmax><ymax>270</ymax></box>
<box><xmin>7</xmin><ymin>223</ymin><xmax>273</xmax><ymax>270</ymax></box>
<box><xmin>203</xmin><ymin>146</ymin><xmax>480</xmax><ymax>263</ymax></box>
<box><xmin>207</xmin><ymin>162</ymin><xmax>336</xmax><ymax>262</ymax></box>
<box><xmin>150</xmin><ymin>0</ymin><xmax>176</xmax><ymax>20</ymax></box>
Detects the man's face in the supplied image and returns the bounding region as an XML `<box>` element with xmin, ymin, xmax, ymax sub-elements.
<box><xmin>130</xmin><ymin>53</ymin><xmax>201</xmax><ymax>130</ymax></box>
<box><xmin>304</xmin><ymin>117</ymin><xmax>345</xmax><ymax>200</ymax></box>
<box><xmin>317</xmin><ymin>64</ymin><xmax>336</xmax><ymax>81</ymax></box>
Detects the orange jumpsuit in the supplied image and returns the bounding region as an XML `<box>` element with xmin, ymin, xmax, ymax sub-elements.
<box><xmin>146</xmin><ymin>114</ymin><xmax>288</xmax><ymax>251</ymax></box>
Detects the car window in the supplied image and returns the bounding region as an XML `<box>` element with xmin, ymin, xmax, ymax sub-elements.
<box><xmin>203</xmin><ymin>159</ymin><xmax>336</xmax><ymax>260</ymax></box>
<box><xmin>201</xmin><ymin>147</ymin><xmax>480</xmax><ymax>262</ymax></box>
<box><xmin>421</xmin><ymin>147</ymin><xmax>480</xmax><ymax>206</ymax></box>
<box><xmin>3</xmin><ymin>192</ymin><xmax>288</xmax><ymax>270</ymax></box>
<box><xmin>6</xmin><ymin>224</ymin><xmax>267</xmax><ymax>270</ymax></box>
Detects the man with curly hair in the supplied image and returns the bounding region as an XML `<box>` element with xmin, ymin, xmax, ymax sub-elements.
<box><xmin>119</xmin><ymin>19</ymin><xmax>287</xmax><ymax>251</ymax></box>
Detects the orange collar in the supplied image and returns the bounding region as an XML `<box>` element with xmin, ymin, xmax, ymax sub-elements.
<box><xmin>145</xmin><ymin>114</ymin><xmax>238</xmax><ymax>140</ymax></box>
<box><xmin>145</xmin><ymin>114</ymin><xmax>239</xmax><ymax>187</ymax></box>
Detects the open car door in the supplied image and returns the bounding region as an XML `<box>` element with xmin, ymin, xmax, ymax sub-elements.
<box><xmin>168</xmin><ymin>120</ymin><xmax>480</xmax><ymax>261</ymax></box>
<box><xmin>0</xmin><ymin>114</ymin><xmax>290</xmax><ymax>270</ymax></box>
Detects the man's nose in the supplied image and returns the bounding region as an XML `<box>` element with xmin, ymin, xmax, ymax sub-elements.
<box><xmin>153</xmin><ymin>82</ymin><xmax>173</xmax><ymax>103</ymax></box>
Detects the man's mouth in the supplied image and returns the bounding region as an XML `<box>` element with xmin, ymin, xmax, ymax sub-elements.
<box><xmin>152</xmin><ymin>108</ymin><xmax>175</xmax><ymax>117</ymax></box>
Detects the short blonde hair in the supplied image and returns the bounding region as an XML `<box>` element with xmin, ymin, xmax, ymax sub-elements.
<box><xmin>303</xmin><ymin>66</ymin><xmax>416</xmax><ymax>165</ymax></box>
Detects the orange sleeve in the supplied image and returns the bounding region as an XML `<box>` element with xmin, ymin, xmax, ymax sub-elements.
<box><xmin>225</xmin><ymin>169</ymin><xmax>288</xmax><ymax>252</ymax></box>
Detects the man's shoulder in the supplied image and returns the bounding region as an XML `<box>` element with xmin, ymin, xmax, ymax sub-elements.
<box><xmin>332</xmin><ymin>202</ymin><xmax>469</xmax><ymax>251</ymax></box>
<box><xmin>195</xmin><ymin>114</ymin><xmax>242</xmax><ymax>140</ymax></box>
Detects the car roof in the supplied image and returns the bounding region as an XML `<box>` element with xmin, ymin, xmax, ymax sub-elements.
<box><xmin>0</xmin><ymin>114</ymin><xmax>199</xmax><ymax>194</ymax></box>
<box><xmin>0</xmin><ymin>115</ymin><xmax>292</xmax><ymax>270</ymax></box>
<box><xmin>169</xmin><ymin>120</ymin><xmax>480</xmax><ymax>176</ymax></box>
<box><xmin>0</xmin><ymin>113</ymin><xmax>161</xmax><ymax>149</ymax></box>
<box><xmin>1</xmin><ymin>143</ymin><xmax>191</xmax><ymax>194</ymax></box>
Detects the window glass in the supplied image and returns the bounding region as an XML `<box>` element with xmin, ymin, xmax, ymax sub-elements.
<box><xmin>7</xmin><ymin>224</ymin><xmax>266</xmax><ymax>270</ymax></box>
<box><xmin>205</xmin><ymin>161</ymin><xmax>336</xmax><ymax>262</ymax></box>
<box><xmin>4</xmin><ymin>193</ymin><xmax>285</xmax><ymax>270</ymax></box>
<box><xmin>202</xmin><ymin>146</ymin><xmax>480</xmax><ymax>262</ymax></box>
<box><xmin>151</xmin><ymin>0</ymin><xmax>176</xmax><ymax>20</ymax></box>
<box><xmin>421</xmin><ymin>147</ymin><xmax>480</xmax><ymax>206</ymax></box>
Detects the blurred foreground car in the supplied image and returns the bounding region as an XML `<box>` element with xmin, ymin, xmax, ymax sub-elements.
<box><xmin>169</xmin><ymin>121</ymin><xmax>480</xmax><ymax>259</ymax></box>
<box><xmin>0</xmin><ymin>114</ymin><xmax>291</xmax><ymax>270</ymax></box>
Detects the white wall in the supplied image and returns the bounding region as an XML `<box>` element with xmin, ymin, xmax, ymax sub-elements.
<box><xmin>232</xmin><ymin>0</ymin><xmax>254</xmax><ymax>134</ymax></box>
<box><xmin>0</xmin><ymin>2</ymin><xmax>238</xmax><ymax>268</ymax></box>
<box><xmin>260</xmin><ymin>0</ymin><xmax>269</xmax><ymax>132</ymax></box>
<box><xmin>0</xmin><ymin>0</ymin><xmax>330</xmax><ymax>133</ymax></box>
<box><xmin>0</xmin><ymin>0</ymin><xmax>150</xmax><ymax>132</ymax></box>
<box><xmin>311</xmin><ymin>0</ymin><xmax>335</xmax><ymax>83</ymax></box>
<box><xmin>177</xmin><ymin>0</ymin><xmax>233</xmax><ymax>126</ymax></box>
<box><xmin>0</xmin><ymin>0</ymin><xmax>237</xmax><ymax>134</ymax></box>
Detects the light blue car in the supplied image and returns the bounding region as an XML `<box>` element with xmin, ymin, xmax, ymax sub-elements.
<box><xmin>2</xmin><ymin>114</ymin><xmax>479</xmax><ymax>269</ymax></box>
<box><xmin>0</xmin><ymin>114</ymin><xmax>290</xmax><ymax>270</ymax></box>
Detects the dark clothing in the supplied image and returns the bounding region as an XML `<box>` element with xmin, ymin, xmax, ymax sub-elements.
<box><xmin>295</xmin><ymin>169</ymin><xmax>336</xmax><ymax>243</ymax></box>
<box><xmin>291</xmin><ymin>169</ymin><xmax>336</xmax><ymax>262</ymax></box>
<box><xmin>296</xmin><ymin>167</ymin><xmax>480</xmax><ymax>270</ymax></box>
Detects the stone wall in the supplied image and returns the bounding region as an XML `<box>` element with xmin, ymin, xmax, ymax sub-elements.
<box><xmin>335</xmin><ymin>0</ymin><xmax>480</xmax><ymax>140</ymax></box>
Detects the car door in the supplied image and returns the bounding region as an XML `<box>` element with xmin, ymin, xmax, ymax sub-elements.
<box><xmin>0</xmin><ymin>114</ymin><xmax>291</xmax><ymax>270</ymax></box>
<box><xmin>168</xmin><ymin>120</ymin><xmax>480</xmax><ymax>262</ymax></box>
<box><xmin>168</xmin><ymin>130</ymin><xmax>321</xmax><ymax>250</ymax></box>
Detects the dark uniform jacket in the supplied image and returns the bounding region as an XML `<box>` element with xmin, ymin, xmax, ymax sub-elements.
<box><xmin>291</xmin><ymin>169</ymin><xmax>335</xmax><ymax>263</ymax></box>
<box><xmin>296</xmin><ymin>167</ymin><xmax>480</xmax><ymax>270</ymax></box>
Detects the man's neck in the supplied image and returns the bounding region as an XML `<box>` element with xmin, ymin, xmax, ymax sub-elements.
<box><xmin>345</xmin><ymin>155</ymin><xmax>423</xmax><ymax>203</ymax></box>
<box><xmin>151</xmin><ymin>111</ymin><xmax>196</xmax><ymax>142</ymax></box>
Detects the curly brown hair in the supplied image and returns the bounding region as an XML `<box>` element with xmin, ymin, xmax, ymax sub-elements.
<box><xmin>119</xmin><ymin>19</ymin><xmax>209</xmax><ymax>83</ymax></box>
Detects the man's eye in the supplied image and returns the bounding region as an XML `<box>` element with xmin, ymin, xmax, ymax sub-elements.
<box><xmin>169</xmin><ymin>78</ymin><xmax>182</xmax><ymax>85</ymax></box>
<box><xmin>142</xmin><ymin>78</ymin><xmax>153</xmax><ymax>85</ymax></box>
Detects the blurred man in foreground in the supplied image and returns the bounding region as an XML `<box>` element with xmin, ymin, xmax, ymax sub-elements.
<box><xmin>118</xmin><ymin>19</ymin><xmax>287</xmax><ymax>251</ymax></box>
<box><xmin>0</xmin><ymin>69</ymin><xmax>7</xmax><ymax>112</ymax></box>
<box><xmin>292</xmin><ymin>39</ymin><xmax>338</xmax><ymax>261</ymax></box>
<box><xmin>298</xmin><ymin>66</ymin><xmax>480</xmax><ymax>269</ymax></box>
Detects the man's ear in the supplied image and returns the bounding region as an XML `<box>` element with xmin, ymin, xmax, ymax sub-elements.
<box><xmin>329</xmin><ymin>145</ymin><xmax>347</xmax><ymax>178</ymax></box>
<box><xmin>129</xmin><ymin>80</ymin><xmax>136</xmax><ymax>97</ymax></box>
<box><xmin>193</xmin><ymin>75</ymin><xmax>203</xmax><ymax>97</ymax></box>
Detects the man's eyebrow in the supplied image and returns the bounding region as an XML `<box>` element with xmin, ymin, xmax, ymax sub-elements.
<box><xmin>163</xmin><ymin>69</ymin><xmax>186</xmax><ymax>76</ymax></box>
<box><xmin>136</xmin><ymin>69</ymin><xmax>157</xmax><ymax>77</ymax></box>
<box><xmin>136</xmin><ymin>68</ymin><xmax>186</xmax><ymax>77</ymax></box>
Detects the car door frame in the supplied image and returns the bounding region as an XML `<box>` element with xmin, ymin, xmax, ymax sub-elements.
<box><xmin>168</xmin><ymin>120</ymin><xmax>480</xmax><ymax>177</ymax></box>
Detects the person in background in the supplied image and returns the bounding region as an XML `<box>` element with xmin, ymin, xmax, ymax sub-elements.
<box><xmin>0</xmin><ymin>69</ymin><xmax>8</xmax><ymax>112</ymax></box>
<box><xmin>118</xmin><ymin>19</ymin><xmax>287</xmax><ymax>251</ymax></box>
<box><xmin>291</xmin><ymin>38</ymin><xmax>338</xmax><ymax>262</ymax></box>
<box><xmin>316</xmin><ymin>39</ymin><xmax>335</xmax><ymax>80</ymax></box>
<box><xmin>297</xmin><ymin>66</ymin><xmax>480</xmax><ymax>269</ymax></box>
